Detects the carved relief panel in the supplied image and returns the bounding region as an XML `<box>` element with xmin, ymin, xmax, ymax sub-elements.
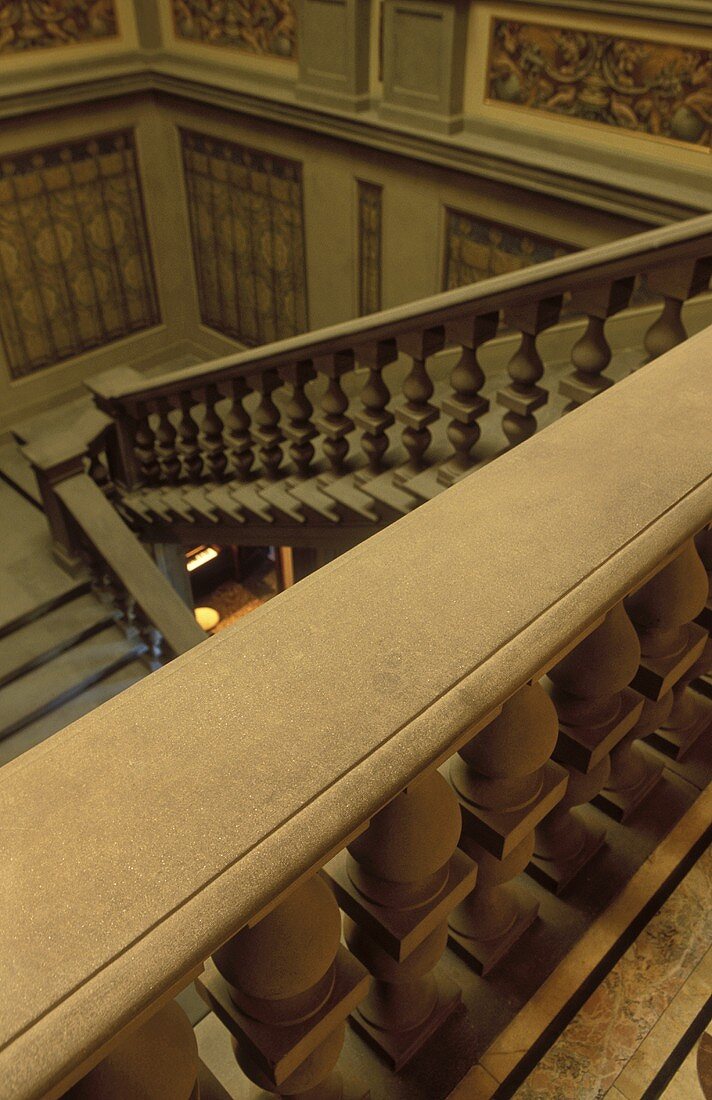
<box><xmin>0</xmin><ymin>130</ymin><xmax>160</xmax><ymax>379</ymax></box>
<box><xmin>0</xmin><ymin>2</ymin><xmax>118</xmax><ymax>54</ymax></box>
<box><xmin>171</xmin><ymin>0</ymin><xmax>296</xmax><ymax>59</ymax></box>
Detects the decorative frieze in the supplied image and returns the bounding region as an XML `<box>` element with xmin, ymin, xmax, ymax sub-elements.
<box><xmin>487</xmin><ymin>19</ymin><xmax>712</xmax><ymax>150</ymax></box>
<box><xmin>0</xmin><ymin>130</ymin><xmax>160</xmax><ymax>379</ymax></box>
<box><xmin>0</xmin><ymin>1</ymin><xmax>117</xmax><ymax>54</ymax></box>
<box><xmin>172</xmin><ymin>0</ymin><xmax>296</xmax><ymax>59</ymax></box>
<box><xmin>180</xmin><ymin>128</ymin><xmax>307</xmax><ymax>346</ymax></box>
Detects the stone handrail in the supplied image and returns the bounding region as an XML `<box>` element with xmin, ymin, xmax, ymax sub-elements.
<box><xmin>3</xmin><ymin>325</ymin><xmax>711</xmax><ymax>1100</ymax></box>
<box><xmin>85</xmin><ymin>213</ymin><xmax>712</xmax><ymax>497</ymax></box>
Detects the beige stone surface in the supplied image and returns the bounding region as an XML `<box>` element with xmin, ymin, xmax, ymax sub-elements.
<box><xmin>1</xmin><ymin>329</ymin><xmax>711</xmax><ymax>1099</ymax></box>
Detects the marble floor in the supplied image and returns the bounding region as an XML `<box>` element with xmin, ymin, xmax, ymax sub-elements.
<box><xmin>514</xmin><ymin>844</ymin><xmax>712</xmax><ymax>1100</ymax></box>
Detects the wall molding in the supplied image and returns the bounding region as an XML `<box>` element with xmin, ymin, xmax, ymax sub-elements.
<box><xmin>0</xmin><ymin>53</ymin><xmax>708</xmax><ymax>229</ymax></box>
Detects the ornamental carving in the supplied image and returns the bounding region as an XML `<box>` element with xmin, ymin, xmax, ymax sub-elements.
<box><xmin>487</xmin><ymin>20</ymin><xmax>712</xmax><ymax>149</ymax></box>
<box><xmin>172</xmin><ymin>0</ymin><xmax>296</xmax><ymax>59</ymax></box>
<box><xmin>0</xmin><ymin>1</ymin><xmax>117</xmax><ymax>54</ymax></box>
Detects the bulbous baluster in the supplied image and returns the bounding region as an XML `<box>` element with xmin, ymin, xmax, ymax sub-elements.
<box><xmin>87</xmin><ymin>450</ymin><xmax>117</xmax><ymax>502</ymax></box>
<box><xmin>438</xmin><ymin>313</ymin><xmax>497</xmax><ymax>486</ymax></box>
<box><xmin>224</xmin><ymin>377</ymin><xmax>255</xmax><ymax>480</ymax></box>
<box><xmin>643</xmin><ymin>258</ymin><xmax>712</xmax><ymax>363</ymax></box>
<box><xmin>280</xmin><ymin>361</ymin><xmax>317</xmax><ymax>478</ymax></box>
<box><xmin>448</xmin><ymin>682</ymin><xmax>567</xmax><ymax>969</ymax></box>
<box><xmin>535</xmin><ymin>604</ymin><xmax>642</xmax><ymax>882</ymax></box>
<box><xmin>497</xmin><ymin>297</ymin><xmax>561</xmax><ymax>447</ymax></box>
<box><xmin>559</xmin><ymin>276</ymin><xmax>635</xmax><ymax>412</ymax></box>
<box><xmin>313</xmin><ymin>352</ymin><xmax>356</xmax><ymax>479</ymax></box>
<box><xmin>250</xmin><ymin>370</ymin><xmax>285</xmax><ymax>481</ymax></box>
<box><xmin>199</xmin><ymin>876</ymin><xmax>369</xmax><ymax>1098</ymax></box>
<box><xmin>201</xmin><ymin>384</ymin><xmax>228</xmax><ymax>481</ymax></box>
<box><xmin>598</xmin><ymin>540</ymin><xmax>709</xmax><ymax>817</ymax></box>
<box><xmin>155</xmin><ymin>398</ymin><xmax>181</xmax><ymax>485</ymax></box>
<box><xmin>64</xmin><ymin>1002</ymin><xmax>200</xmax><ymax>1099</ymax></box>
<box><xmin>353</xmin><ymin>339</ymin><xmax>397</xmax><ymax>477</ymax></box>
<box><xmin>133</xmin><ymin>404</ymin><xmax>160</xmax><ymax>486</ymax></box>
<box><xmin>178</xmin><ymin>393</ymin><xmax>203</xmax><ymax>483</ymax></box>
<box><xmin>326</xmin><ymin>770</ymin><xmax>476</xmax><ymax>1068</ymax></box>
<box><xmin>393</xmin><ymin>329</ymin><xmax>444</xmax><ymax>481</ymax></box>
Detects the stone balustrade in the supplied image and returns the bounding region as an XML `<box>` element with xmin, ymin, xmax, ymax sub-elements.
<box><xmin>85</xmin><ymin>216</ymin><xmax>712</xmax><ymax>508</ymax></box>
<box><xmin>1</xmin><ymin>322</ymin><xmax>711</xmax><ymax>1100</ymax></box>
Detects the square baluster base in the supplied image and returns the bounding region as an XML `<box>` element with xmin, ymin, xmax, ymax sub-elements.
<box><xmin>646</xmin><ymin>694</ymin><xmax>712</xmax><ymax>761</ymax></box>
<box><xmin>593</xmin><ymin>754</ymin><xmax>664</xmax><ymax>823</ymax></box>
<box><xmin>349</xmin><ymin>970</ymin><xmax>461</xmax><ymax>1072</ymax></box>
<box><xmin>448</xmin><ymin>882</ymin><xmax>539</xmax><ymax>976</ymax></box>
<box><xmin>527</xmin><ymin>822</ymin><xmax>607</xmax><ymax>895</ymax></box>
<box><xmin>255</xmin><ymin>1074</ymin><xmax>369</xmax><ymax>1100</ymax></box>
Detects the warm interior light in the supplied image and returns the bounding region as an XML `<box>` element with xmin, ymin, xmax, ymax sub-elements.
<box><xmin>186</xmin><ymin>546</ymin><xmax>219</xmax><ymax>572</ymax></box>
<box><xmin>194</xmin><ymin>606</ymin><xmax>220</xmax><ymax>631</ymax></box>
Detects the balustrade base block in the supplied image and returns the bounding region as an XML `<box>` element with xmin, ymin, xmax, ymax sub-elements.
<box><xmin>454</xmin><ymin>759</ymin><xmax>568</xmax><ymax>859</ymax></box>
<box><xmin>349</xmin><ymin>970</ymin><xmax>461</xmax><ymax>1072</ymax></box>
<box><xmin>554</xmin><ymin>689</ymin><xmax>643</xmax><ymax>774</ymax></box>
<box><xmin>324</xmin><ymin>848</ymin><xmax>477</xmax><ymax>961</ymax></box>
<box><xmin>196</xmin><ymin>950</ymin><xmax>369</xmax><ymax>1088</ymax></box>
<box><xmin>631</xmin><ymin>626</ymin><xmax>707</xmax><ymax>701</ymax></box>
<box><xmin>646</xmin><ymin>694</ymin><xmax>712</xmax><ymax>762</ymax></box>
<box><xmin>594</xmin><ymin>754</ymin><xmax>665</xmax><ymax>823</ymax></box>
<box><xmin>527</xmin><ymin>821</ymin><xmax>607</xmax><ymax>895</ymax></box>
<box><xmin>253</xmin><ymin>1074</ymin><xmax>369</xmax><ymax>1100</ymax></box>
<box><xmin>448</xmin><ymin>882</ymin><xmax>539</xmax><ymax>976</ymax></box>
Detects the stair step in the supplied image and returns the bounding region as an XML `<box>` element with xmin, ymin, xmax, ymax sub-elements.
<box><xmin>319</xmin><ymin>474</ymin><xmax>380</xmax><ymax>521</ymax></box>
<box><xmin>181</xmin><ymin>486</ymin><xmax>220</xmax><ymax>523</ymax></box>
<box><xmin>156</xmin><ymin>487</ymin><xmax>196</xmax><ymax>523</ymax></box>
<box><xmin>228</xmin><ymin>481</ymin><xmax>274</xmax><ymax>523</ymax></box>
<box><xmin>356</xmin><ymin>469</ymin><xmax>420</xmax><ymax>515</ymax></box>
<box><xmin>394</xmin><ymin>464</ymin><xmax>452</xmax><ymax>504</ymax></box>
<box><xmin>0</xmin><ymin>624</ymin><xmax>146</xmax><ymax>741</ymax></box>
<box><xmin>257</xmin><ymin>480</ymin><xmax>306</xmax><ymax>523</ymax></box>
<box><xmin>0</xmin><ymin>441</ymin><xmax>41</xmax><ymax>505</ymax></box>
<box><xmin>0</xmin><ymin>658</ymin><xmax>147</xmax><ymax>767</ymax></box>
<box><xmin>121</xmin><ymin>491</ymin><xmax>157</xmax><ymax>523</ymax></box>
<box><xmin>0</xmin><ymin>593</ymin><xmax>116</xmax><ymax>688</ymax></box>
<box><xmin>205</xmin><ymin>485</ymin><xmax>246</xmax><ymax>523</ymax></box>
<box><xmin>285</xmin><ymin>478</ymin><xmax>341</xmax><ymax>523</ymax></box>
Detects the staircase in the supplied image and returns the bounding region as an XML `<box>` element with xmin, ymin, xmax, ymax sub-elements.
<box><xmin>0</xmin><ymin>475</ymin><xmax>149</xmax><ymax>766</ymax></box>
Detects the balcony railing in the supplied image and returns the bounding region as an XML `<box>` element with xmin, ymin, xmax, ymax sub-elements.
<box><xmin>2</xmin><ymin>323</ymin><xmax>710</xmax><ymax>1100</ymax></box>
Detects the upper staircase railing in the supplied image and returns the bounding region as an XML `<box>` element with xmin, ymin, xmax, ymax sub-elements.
<box><xmin>2</xmin><ymin>326</ymin><xmax>711</xmax><ymax>1100</ymax></box>
<box><xmin>85</xmin><ymin>214</ymin><xmax>712</xmax><ymax>518</ymax></box>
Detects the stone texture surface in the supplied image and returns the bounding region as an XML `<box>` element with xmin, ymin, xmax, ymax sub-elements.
<box><xmin>1</xmin><ymin>329</ymin><xmax>711</xmax><ymax>1099</ymax></box>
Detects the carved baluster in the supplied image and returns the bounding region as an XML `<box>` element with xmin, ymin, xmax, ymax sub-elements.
<box><xmin>497</xmin><ymin>297</ymin><xmax>561</xmax><ymax>446</ymax></box>
<box><xmin>313</xmin><ymin>352</ymin><xmax>356</xmax><ymax>479</ymax></box>
<box><xmin>155</xmin><ymin>398</ymin><xmax>182</xmax><ymax>485</ymax></box>
<box><xmin>438</xmin><ymin>312</ymin><xmax>497</xmax><ymax>486</ymax></box>
<box><xmin>64</xmin><ymin>1002</ymin><xmax>200</xmax><ymax>1099</ymax></box>
<box><xmin>178</xmin><ymin>392</ymin><xmax>203</xmax><ymax>483</ymax></box>
<box><xmin>353</xmin><ymin>339</ymin><xmax>397</xmax><ymax>478</ymax></box>
<box><xmin>326</xmin><ymin>770</ymin><xmax>476</xmax><ymax>1068</ymax></box>
<box><xmin>559</xmin><ymin>278</ymin><xmax>635</xmax><ymax>410</ymax></box>
<box><xmin>597</xmin><ymin>540</ymin><xmax>709</xmax><ymax>818</ymax></box>
<box><xmin>199</xmin><ymin>876</ymin><xmax>369</xmax><ymax>1098</ymax></box>
<box><xmin>201</xmin><ymin>384</ymin><xmax>228</xmax><ymax>481</ymax></box>
<box><xmin>532</xmin><ymin>604</ymin><xmax>642</xmax><ymax>887</ymax></box>
<box><xmin>280</xmin><ymin>361</ymin><xmax>317</xmax><ymax>478</ymax></box>
<box><xmin>448</xmin><ymin>683</ymin><xmax>567</xmax><ymax>970</ymax></box>
<box><xmin>87</xmin><ymin>449</ymin><xmax>117</xmax><ymax>502</ymax></box>
<box><xmin>643</xmin><ymin>258</ymin><xmax>712</xmax><ymax>363</ymax></box>
<box><xmin>132</xmin><ymin>403</ymin><xmax>160</xmax><ymax>486</ymax></box>
<box><xmin>250</xmin><ymin>370</ymin><xmax>284</xmax><ymax>481</ymax></box>
<box><xmin>393</xmin><ymin>328</ymin><xmax>444</xmax><ymax>481</ymax></box>
<box><xmin>224</xmin><ymin>377</ymin><xmax>255</xmax><ymax>480</ymax></box>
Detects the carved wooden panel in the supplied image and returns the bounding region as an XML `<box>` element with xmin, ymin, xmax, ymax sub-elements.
<box><xmin>0</xmin><ymin>2</ymin><xmax>118</xmax><ymax>54</ymax></box>
<box><xmin>180</xmin><ymin>129</ymin><xmax>307</xmax><ymax>345</ymax></box>
<box><xmin>443</xmin><ymin>208</ymin><xmax>572</xmax><ymax>290</ymax></box>
<box><xmin>357</xmin><ymin>180</ymin><xmax>382</xmax><ymax>315</ymax></box>
<box><xmin>487</xmin><ymin>19</ymin><xmax>712</xmax><ymax>150</ymax></box>
<box><xmin>171</xmin><ymin>0</ymin><xmax>296</xmax><ymax>59</ymax></box>
<box><xmin>0</xmin><ymin>131</ymin><xmax>160</xmax><ymax>380</ymax></box>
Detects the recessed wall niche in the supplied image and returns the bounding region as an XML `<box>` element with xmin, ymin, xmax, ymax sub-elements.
<box><xmin>0</xmin><ymin>130</ymin><xmax>160</xmax><ymax>380</ymax></box>
<box><xmin>180</xmin><ymin>128</ymin><xmax>308</xmax><ymax>345</ymax></box>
